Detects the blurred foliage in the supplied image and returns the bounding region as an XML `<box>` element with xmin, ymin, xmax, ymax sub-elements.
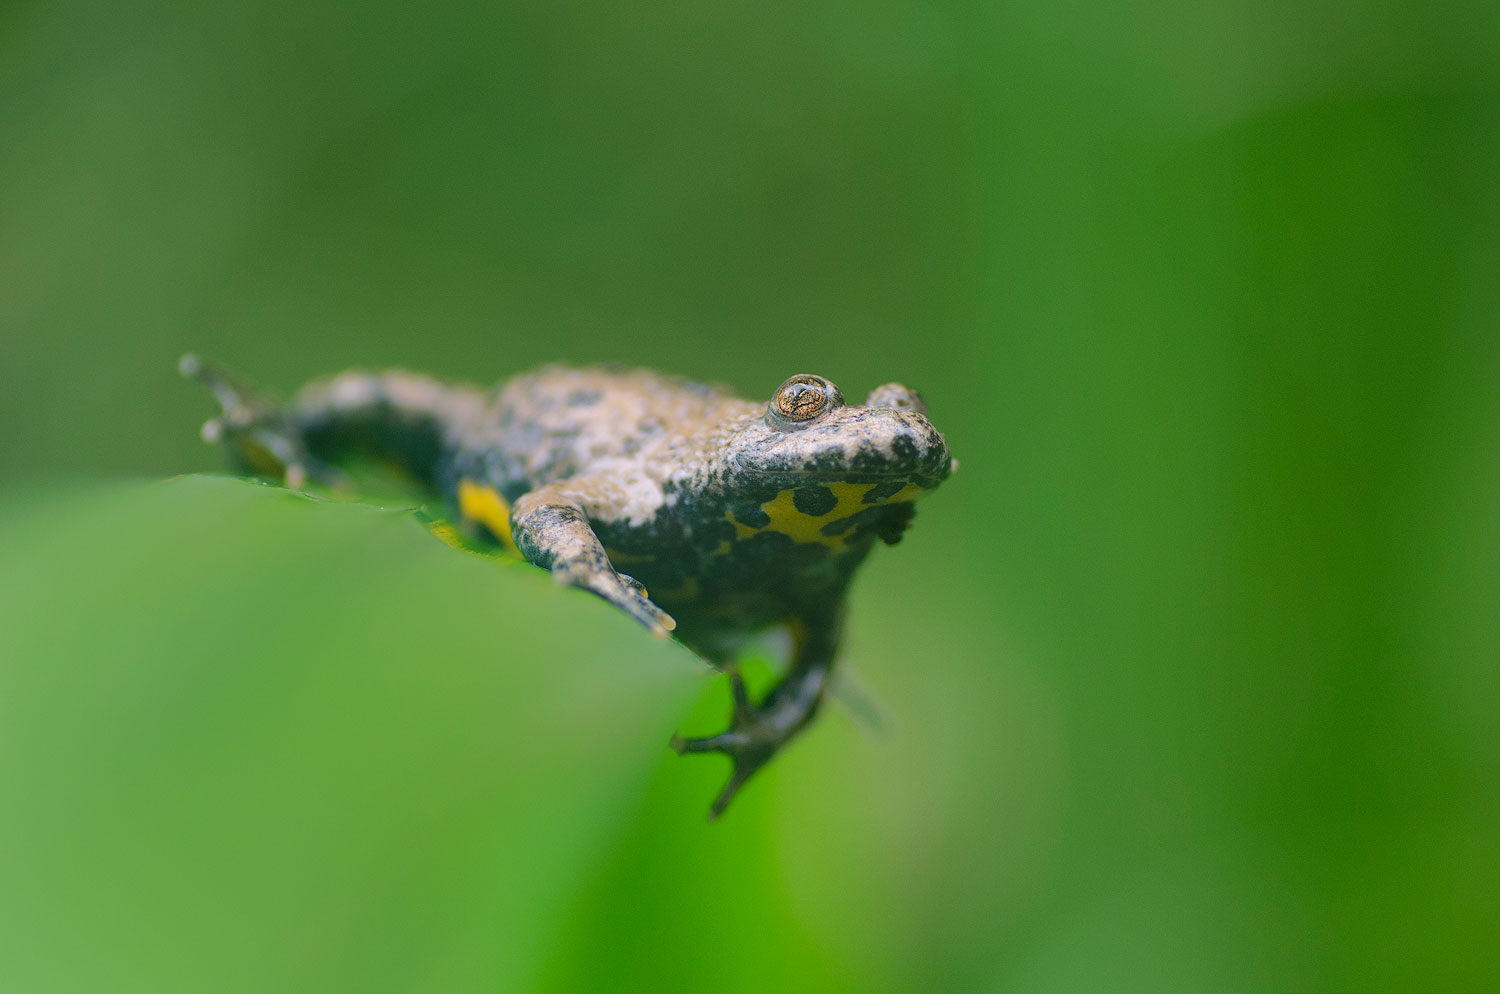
<box><xmin>1</xmin><ymin>0</ymin><xmax>1497</xmax><ymax>991</ymax></box>
<box><xmin>0</xmin><ymin>477</ymin><xmax>705</xmax><ymax>992</ymax></box>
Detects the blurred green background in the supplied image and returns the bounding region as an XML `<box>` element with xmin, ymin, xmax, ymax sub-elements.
<box><xmin>2</xmin><ymin>0</ymin><xmax>1497</xmax><ymax>991</ymax></box>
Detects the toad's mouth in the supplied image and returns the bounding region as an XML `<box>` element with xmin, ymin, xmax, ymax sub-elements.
<box><xmin>731</xmin><ymin>463</ymin><xmax>952</xmax><ymax>492</ymax></box>
<box><xmin>730</xmin><ymin>453</ymin><xmax>955</xmax><ymax>489</ymax></box>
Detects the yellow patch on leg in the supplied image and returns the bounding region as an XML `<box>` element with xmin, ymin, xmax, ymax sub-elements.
<box><xmin>457</xmin><ymin>479</ymin><xmax>519</xmax><ymax>553</ymax></box>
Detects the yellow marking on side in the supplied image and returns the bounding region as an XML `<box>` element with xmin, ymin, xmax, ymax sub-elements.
<box><xmin>727</xmin><ymin>516</ymin><xmax>760</xmax><ymax>541</ymax></box>
<box><xmin>724</xmin><ymin>480</ymin><xmax>929</xmax><ymax>552</ymax></box>
<box><xmin>886</xmin><ymin>482</ymin><xmax>926</xmax><ymax>504</ymax></box>
<box><xmin>757</xmin><ymin>482</ymin><xmax>869</xmax><ymax>546</ymax></box>
<box><xmin>457</xmin><ymin>479</ymin><xmax>519</xmax><ymax>553</ymax></box>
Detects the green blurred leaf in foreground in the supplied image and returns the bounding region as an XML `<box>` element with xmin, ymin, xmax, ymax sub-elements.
<box><xmin>0</xmin><ymin>475</ymin><xmax>722</xmax><ymax>993</ymax></box>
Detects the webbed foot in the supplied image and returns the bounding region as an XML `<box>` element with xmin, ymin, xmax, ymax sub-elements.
<box><xmin>671</xmin><ymin>664</ymin><xmax>827</xmax><ymax>819</ymax></box>
<box><xmin>180</xmin><ymin>354</ymin><xmax>347</xmax><ymax>488</ymax></box>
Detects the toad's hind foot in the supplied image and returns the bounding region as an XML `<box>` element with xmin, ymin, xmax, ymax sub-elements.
<box><xmin>671</xmin><ymin>664</ymin><xmax>828</xmax><ymax>819</ymax></box>
<box><xmin>180</xmin><ymin>354</ymin><xmax>348</xmax><ymax>489</ymax></box>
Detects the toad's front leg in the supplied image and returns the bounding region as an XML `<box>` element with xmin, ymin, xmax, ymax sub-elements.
<box><xmin>672</xmin><ymin>612</ymin><xmax>841</xmax><ymax>818</ymax></box>
<box><xmin>510</xmin><ymin>485</ymin><xmax>677</xmax><ymax>639</ymax></box>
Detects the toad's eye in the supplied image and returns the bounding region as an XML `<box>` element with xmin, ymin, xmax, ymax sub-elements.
<box><xmin>768</xmin><ymin>374</ymin><xmax>845</xmax><ymax>430</ymax></box>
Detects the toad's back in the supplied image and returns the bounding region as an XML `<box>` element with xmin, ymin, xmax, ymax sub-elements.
<box><xmin>448</xmin><ymin>366</ymin><xmax>760</xmax><ymax>506</ymax></box>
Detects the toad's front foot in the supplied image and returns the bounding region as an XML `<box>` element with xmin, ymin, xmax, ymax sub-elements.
<box><xmin>671</xmin><ymin>664</ymin><xmax>828</xmax><ymax>819</ymax></box>
<box><xmin>550</xmin><ymin>560</ymin><xmax>677</xmax><ymax>639</ymax></box>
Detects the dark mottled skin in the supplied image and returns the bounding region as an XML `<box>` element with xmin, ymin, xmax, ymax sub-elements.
<box><xmin>181</xmin><ymin>356</ymin><xmax>954</xmax><ymax>817</ymax></box>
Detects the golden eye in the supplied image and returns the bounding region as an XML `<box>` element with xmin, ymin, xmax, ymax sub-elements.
<box><xmin>769</xmin><ymin>374</ymin><xmax>844</xmax><ymax>429</ymax></box>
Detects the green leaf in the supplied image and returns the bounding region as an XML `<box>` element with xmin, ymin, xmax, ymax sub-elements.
<box><xmin>0</xmin><ymin>475</ymin><xmax>718</xmax><ymax>993</ymax></box>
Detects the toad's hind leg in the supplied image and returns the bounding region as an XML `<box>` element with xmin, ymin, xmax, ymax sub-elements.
<box><xmin>180</xmin><ymin>354</ymin><xmax>347</xmax><ymax>488</ymax></box>
<box><xmin>671</xmin><ymin>612</ymin><xmax>840</xmax><ymax>819</ymax></box>
<box><xmin>181</xmin><ymin>355</ymin><xmax>484</xmax><ymax>492</ymax></box>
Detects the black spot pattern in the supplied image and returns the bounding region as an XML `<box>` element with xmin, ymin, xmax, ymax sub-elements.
<box><xmin>792</xmin><ymin>484</ymin><xmax>837</xmax><ymax>516</ymax></box>
<box><xmin>567</xmin><ymin>389</ymin><xmax>602</xmax><ymax>407</ymax></box>
<box><xmin>730</xmin><ymin>499</ymin><xmax>770</xmax><ymax>528</ymax></box>
<box><xmin>862</xmin><ymin>478</ymin><xmax>909</xmax><ymax>504</ymax></box>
